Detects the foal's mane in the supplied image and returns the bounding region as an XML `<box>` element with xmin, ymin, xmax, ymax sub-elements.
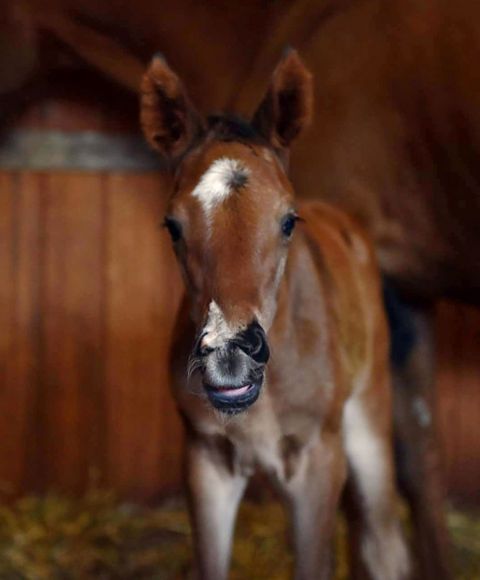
<box><xmin>174</xmin><ymin>113</ymin><xmax>282</xmax><ymax>171</ymax></box>
<box><xmin>205</xmin><ymin>114</ymin><xmax>266</xmax><ymax>146</ymax></box>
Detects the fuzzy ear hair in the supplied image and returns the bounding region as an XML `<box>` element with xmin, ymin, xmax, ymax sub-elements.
<box><xmin>252</xmin><ymin>49</ymin><xmax>313</xmax><ymax>149</ymax></box>
<box><xmin>140</xmin><ymin>55</ymin><xmax>203</xmax><ymax>159</ymax></box>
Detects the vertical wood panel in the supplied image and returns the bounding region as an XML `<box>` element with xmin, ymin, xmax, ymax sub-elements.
<box><xmin>105</xmin><ymin>173</ymin><xmax>183</xmax><ymax>499</ymax></box>
<box><xmin>0</xmin><ymin>175</ymin><xmax>18</xmax><ymax>493</ymax></box>
<box><xmin>0</xmin><ymin>94</ymin><xmax>185</xmax><ymax>499</ymax></box>
<box><xmin>0</xmin><ymin>175</ymin><xmax>41</xmax><ymax>495</ymax></box>
<box><xmin>35</xmin><ymin>174</ymin><xmax>105</xmax><ymax>492</ymax></box>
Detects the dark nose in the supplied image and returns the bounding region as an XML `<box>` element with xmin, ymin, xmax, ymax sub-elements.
<box><xmin>230</xmin><ymin>320</ymin><xmax>270</xmax><ymax>364</ymax></box>
<box><xmin>198</xmin><ymin>320</ymin><xmax>269</xmax><ymax>414</ymax></box>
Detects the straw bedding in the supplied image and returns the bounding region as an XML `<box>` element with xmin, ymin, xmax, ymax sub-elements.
<box><xmin>0</xmin><ymin>490</ymin><xmax>478</xmax><ymax>579</ymax></box>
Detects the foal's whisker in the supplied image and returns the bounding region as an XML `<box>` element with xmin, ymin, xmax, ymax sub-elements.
<box><xmin>187</xmin><ymin>356</ymin><xmax>202</xmax><ymax>381</ymax></box>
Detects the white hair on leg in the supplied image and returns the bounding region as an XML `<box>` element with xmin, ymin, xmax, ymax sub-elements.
<box><xmin>343</xmin><ymin>397</ymin><xmax>410</xmax><ymax>580</ymax></box>
<box><xmin>343</xmin><ymin>397</ymin><xmax>387</xmax><ymax>504</ymax></box>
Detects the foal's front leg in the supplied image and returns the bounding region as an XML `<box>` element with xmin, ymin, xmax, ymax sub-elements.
<box><xmin>284</xmin><ymin>433</ymin><xmax>347</xmax><ymax>580</ymax></box>
<box><xmin>186</xmin><ymin>435</ymin><xmax>247</xmax><ymax>580</ymax></box>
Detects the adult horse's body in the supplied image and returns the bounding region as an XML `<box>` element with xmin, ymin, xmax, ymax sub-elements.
<box><xmin>3</xmin><ymin>1</ymin><xmax>480</xmax><ymax>577</ymax></box>
<box><xmin>140</xmin><ymin>51</ymin><xmax>410</xmax><ymax>580</ymax></box>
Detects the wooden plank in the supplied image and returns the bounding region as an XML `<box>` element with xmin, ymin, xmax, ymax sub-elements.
<box><xmin>0</xmin><ymin>174</ymin><xmax>42</xmax><ymax>496</ymax></box>
<box><xmin>105</xmin><ymin>173</ymin><xmax>183</xmax><ymax>499</ymax></box>
<box><xmin>0</xmin><ymin>174</ymin><xmax>18</xmax><ymax>493</ymax></box>
<box><xmin>34</xmin><ymin>174</ymin><xmax>106</xmax><ymax>493</ymax></box>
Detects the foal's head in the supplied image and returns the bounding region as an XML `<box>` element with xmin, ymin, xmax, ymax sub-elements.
<box><xmin>141</xmin><ymin>50</ymin><xmax>313</xmax><ymax>414</ymax></box>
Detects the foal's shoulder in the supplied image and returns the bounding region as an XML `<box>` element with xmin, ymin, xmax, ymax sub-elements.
<box><xmin>298</xmin><ymin>200</ymin><xmax>375</xmax><ymax>268</ymax></box>
<box><xmin>296</xmin><ymin>204</ymin><xmax>384</xmax><ymax>382</ymax></box>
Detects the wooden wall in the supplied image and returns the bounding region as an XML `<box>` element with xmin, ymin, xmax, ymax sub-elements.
<box><xmin>0</xmin><ymin>171</ymin><xmax>184</xmax><ymax>501</ymax></box>
<box><xmin>0</xmin><ymin>86</ymin><xmax>184</xmax><ymax>501</ymax></box>
<box><xmin>0</xmin><ymin>86</ymin><xmax>479</xmax><ymax>501</ymax></box>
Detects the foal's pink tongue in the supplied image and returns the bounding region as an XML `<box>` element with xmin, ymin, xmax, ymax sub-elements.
<box><xmin>217</xmin><ymin>384</ymin><xmax>252</xmax><ymax>397</ymax></box>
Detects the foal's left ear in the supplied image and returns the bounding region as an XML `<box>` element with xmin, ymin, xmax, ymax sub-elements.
<box><xmin>140</xmin><ymin>55</ymin><xmax>203</xmax><ymax>160</ymax></box>
<box><xmin>252</xmin><ymin>49</ymin><xmax>313</xmax><ymax>149</ymax></box>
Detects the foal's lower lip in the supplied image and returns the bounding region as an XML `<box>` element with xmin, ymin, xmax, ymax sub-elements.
<box><xmin>208</xmin><ymin>384</ymin><xmax>253</xmax><ymax>398</ymax></box>
<box><xmin>204</xmin><ymin>381</ymin><xmax>261</xmax><ymax>414</ymax></box>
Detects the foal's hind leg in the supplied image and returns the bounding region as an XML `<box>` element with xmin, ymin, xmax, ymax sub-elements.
<box><xmin>342</xmin><ymin>392</ymin><xmax>410</xmax><ymax>580</ymax></box>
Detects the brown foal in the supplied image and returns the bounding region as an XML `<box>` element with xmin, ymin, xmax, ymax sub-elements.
<box><xmin>140</xmin><ymin>51</ymin><xmax>410</xmax><ymax>580</ymax></box>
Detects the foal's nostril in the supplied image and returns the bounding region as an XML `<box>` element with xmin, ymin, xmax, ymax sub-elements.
<box><xmin>192</xmin><ymin>332</ymin><xmax>213</xmax><ymax>358</ymax></box>
<box><xmin>250</xmin><ymin>326</ymin><xmax>270</xmax><ymax>363</ymax></box>
<box><xmin>231</xmin><ymin>320</ymin><xmax>270</xmax><ymax>364</ymax></box>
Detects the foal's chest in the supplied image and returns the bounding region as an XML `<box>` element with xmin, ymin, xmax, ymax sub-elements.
<box><xmin>226</xmin><ymin>418</ymin><xmax>285</xmax><ymax>480</ymax></box>
<box><xmin>208</xmin><ymin>392</ymin><xmax>321</xmax><ymax>485</ymax></box>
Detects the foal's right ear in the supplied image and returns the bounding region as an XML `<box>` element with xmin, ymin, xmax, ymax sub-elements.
<box><xmin>140</xmin><ymin>55</ymin><xmax>203</xmax><ymax>160</ymax></box>
<box><xmin>252</xmin><ymin>49</ymin><xmax>313</xmax><ymax>150</ymax></box>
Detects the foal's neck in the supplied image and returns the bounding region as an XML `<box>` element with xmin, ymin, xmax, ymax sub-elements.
<box><xmin>270</xmin><ymin>230</ymin><xmax>331</xmax><ymax>353</ymax></box>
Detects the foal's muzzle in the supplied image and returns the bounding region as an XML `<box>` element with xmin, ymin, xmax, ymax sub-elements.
<box><xmin>194</xmin><ymin>321</ymin><xmax>270</xmax><ymax>414</ymax></box>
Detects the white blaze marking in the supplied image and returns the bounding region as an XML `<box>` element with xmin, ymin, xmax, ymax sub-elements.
<box><xmin>202</xmin><ymin>301</ymin><xmax>238</xmax><ymax>349</ymax></box>
<box><xmin>191</xmin><ymin>157</ymin><xmax>249</xmax><ymax>216</ymax></box>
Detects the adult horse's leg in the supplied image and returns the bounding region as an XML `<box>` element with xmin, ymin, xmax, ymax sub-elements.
<box><xmin>384</xmin><ymin>284</ymin><xmax>451</xmax><ymax>580</ymax></box>
<box><xmin>284</xmin><ymin>433</ymin><xmax>347</xmax><ymax>580</ymax></box>
<box><xmin>185</xmin><ymin>432</ymin><xmax>247</xmax><ymax>580</ymax></box>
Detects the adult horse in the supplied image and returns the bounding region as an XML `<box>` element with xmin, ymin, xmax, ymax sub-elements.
<box><xmin>3</xmin><ymin>1</ymin><xmax>480</xmax><ymax>578</ymax></box>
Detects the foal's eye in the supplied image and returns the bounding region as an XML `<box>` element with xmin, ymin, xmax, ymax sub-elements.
<box><xmin>281</xmin><ymin>213</ymin><xmax>299</xmax><ymax>238</ymax></box>
<box><xmin>163</xmin><ymin>216</ymin><xmax>182</xmax><ymax>243</ymax></box>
